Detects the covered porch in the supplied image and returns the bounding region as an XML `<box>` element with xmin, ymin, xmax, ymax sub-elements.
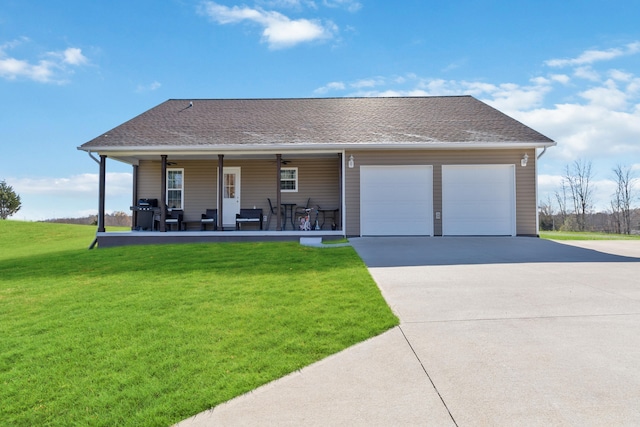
<box><xmin>92</xmin><ymin>150</ymin><xmax>347</xmax><ymax>247</ymax></box>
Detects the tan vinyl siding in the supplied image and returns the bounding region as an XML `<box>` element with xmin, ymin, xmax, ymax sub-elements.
<box><xmin>137</xmin><ymin>160</ymin><xmax>162</xmax><ymax>205</ymax></box>
<box><xmin>136</xmin><ymin>157</ymin><xmax>341</xmax><ymax>230</ymax></box>
<box><xmin>345</xmin><ymin>149</ymin><xmax>537</xmax><ymax>236</ymax></box>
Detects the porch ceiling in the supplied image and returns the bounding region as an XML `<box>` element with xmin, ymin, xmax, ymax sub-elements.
<box><xmin>104</xmin><ymin>151</ymin><xmax>343</xmax><ymax>165</ymax></box>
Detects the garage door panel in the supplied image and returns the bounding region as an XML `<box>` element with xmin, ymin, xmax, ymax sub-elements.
<box><xmin>361</xmin><ymin>166</ymin><xmax>433</xmax><ymax>236</ymax></box>
<box><xmin>442</xmin><ymin>165</ymin><xmax>515</xmax><ymax>236</ymax></box>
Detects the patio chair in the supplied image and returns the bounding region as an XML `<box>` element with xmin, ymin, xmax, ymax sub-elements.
<box><xmin>200</xmin><ymin>209</ymin><xmax>218</xmax><ymax>231</ymax></box>
<box><xmin>266</xmin><ymin>198</ymin><xmax>282</xmax><ymax>230</ymax></box>
<box><xmin>164</xmin><ymin>208</ymin><xmax>183</xmax><ymax>231</ymax></box>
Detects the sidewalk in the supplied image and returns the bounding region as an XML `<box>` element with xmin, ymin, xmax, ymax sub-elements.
<box><xmin>175</xmin><ymin>327</ymin><xmax>454</xmax><ymax>426</ymax></box>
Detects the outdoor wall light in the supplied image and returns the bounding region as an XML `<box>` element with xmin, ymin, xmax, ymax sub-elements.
<box><xmin>521</xmin><ymin>153</ymin><xmax>529</xmax><ymax>167</ymax></box>
<box><xmin>348</xmin><ymin>154</ymin><xmax>355</xmax><ymax>168</ymax></box>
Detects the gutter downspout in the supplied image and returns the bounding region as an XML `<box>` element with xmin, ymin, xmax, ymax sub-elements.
<box><xmin>537</xmin><ymin>147</ymin><xmax>547</xmax><ymax>160</ymax></box>
<box><xmin>88</xmin><ymin>151</ymin><xmax>101</xmax><ymax>165</ymax></box>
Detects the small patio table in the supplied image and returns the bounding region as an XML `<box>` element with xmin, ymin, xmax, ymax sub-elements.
<box><xmin>318</xmin><ymin>208</ymin><xmax>339</xmax><ymax>230</ymax></box>
<box><xmin>281</xmin><ymin>203</ymin><xmax>297</xmax><ymax>230</ymax></box>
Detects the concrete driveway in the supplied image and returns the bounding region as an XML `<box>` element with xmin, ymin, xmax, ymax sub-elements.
<box><xmin>177</xmin><ymin>237</ymin><xmax>640</xmax><ymax>426</ymax></box>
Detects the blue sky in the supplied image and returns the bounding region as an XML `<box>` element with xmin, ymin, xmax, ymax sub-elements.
<box><xmin>2</xmin><ymin>0</ymin><xmax>639</xmax><ymax>220</ymax></box>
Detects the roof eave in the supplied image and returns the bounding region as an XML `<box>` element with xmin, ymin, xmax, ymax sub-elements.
<box><xmin>78</xmin><ymin>140</ymin><xmax>556</xmax><ymax>155</ymax></box>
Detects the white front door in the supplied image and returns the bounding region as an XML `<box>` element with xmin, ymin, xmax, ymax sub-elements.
<box><xmin>220</xmin><ymin>167</ymin><xmax>241</xmax><ymax>227</ymax></box>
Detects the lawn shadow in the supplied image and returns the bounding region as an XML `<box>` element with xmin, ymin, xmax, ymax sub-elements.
<box><xmin>350</xmin><ymin>237</ymin><xmax>640</xmax><ymax>268</ymax></box>
<box><xmin>0</xmin><ymin>242</ymin><xmax>358</xmax><ymax>282</ymax></box>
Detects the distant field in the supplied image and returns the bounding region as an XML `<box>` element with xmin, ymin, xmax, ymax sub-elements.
<box><xmin>540</xmin><ymin>231</ymin><xmax>640</xmax><ymax>240</ymax></box>
<box><xmin>0</xmin><ymin>221</ymin><xmax>398</xmax><ymax>426</ymax></box>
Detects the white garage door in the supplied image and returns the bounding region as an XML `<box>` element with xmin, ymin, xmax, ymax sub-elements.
<box><xmin>361</xmin><ymin>165</ymin><xmax>433</xmax><ymax>236</ymax></box>
<box><xmin>442</xmin><ymin>165</ymin><xmax>515</xmax><ymax>236</ymax></box>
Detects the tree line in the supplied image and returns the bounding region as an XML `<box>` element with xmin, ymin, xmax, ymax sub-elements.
<box><xmin>43</xmin><ymin>211</ymin><xmax>132</xmax><ymax>227</ymax></box>
<box><xmin>1</xmin><ymin>179</ymin><xmax>131</xmax><ymax>226</ymax></box>
<box><xmin>539</xmin><ymin>160</ymin><xmax>639</xmax><ymax>234</ymax></box>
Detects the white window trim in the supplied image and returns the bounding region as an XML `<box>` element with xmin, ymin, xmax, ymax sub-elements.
<box><xmin>167</xmin><ymin>168</ymin><xmax>184</xmax><ymax>209</ymax></box>
<box><xmin>280</xmin><ymin>167</ymin><xmax>298</xmax><ymax>193</ymax></box>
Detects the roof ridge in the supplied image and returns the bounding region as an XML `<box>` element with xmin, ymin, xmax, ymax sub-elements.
<box><xmin>165</xmin><ymin>95</ymin><xmax>475</xmax><ymax>102</ymax></box>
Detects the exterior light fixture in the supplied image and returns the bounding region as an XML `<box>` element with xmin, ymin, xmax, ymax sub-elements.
<box><xmin>348</xmin><ymin>154</ymin><xmax>354</xmax><ymax>168</ymax></box>
<box><xmin>521</xmin><ymin>153</ymin><xmax>528</xmax><ymax>167</ymax></box>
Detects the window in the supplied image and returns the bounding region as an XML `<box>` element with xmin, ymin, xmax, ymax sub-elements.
<box><xmin>280</xmin><ymin>167</ymin><xmax>298</xmax><ymax>192</ymax></box>
<box><xmin>167</xmin><ymin>169</ymin><xmax>184</xmax><ymax>209</ymax></box>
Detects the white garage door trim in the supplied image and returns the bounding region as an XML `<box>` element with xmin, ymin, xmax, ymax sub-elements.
<box><xmin>442</xmin><ymin>164</ymin><xmax>516</xmax><ymax>236</ymax></box>
<box><xmin>360</xmin><ymin>165</ymin><xmax>433</xmax><ymax>236</ymax></box>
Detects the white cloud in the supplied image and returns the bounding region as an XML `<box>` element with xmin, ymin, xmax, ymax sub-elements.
<box><xmin>545</xmin><ymin>42</ymin><xmax>640</xmax><ymax>67</ymax></box>
<box><xmin>12</xmin><ymin>173</ymin><xmax>132</xmax><ymax>197</ymax></box>
<box><xmin>350</xmin><ymin>77</ymin><xmax>385</xmax><ymax>88</ymax></box>
<box><xmin>610</xmin><ymin>69</ymin><xmax>633</xmax><ymax>82</ymax></box>
<box><xmin>257</xmin><ymin>0</ymin><xmax>361</xmax><ymax>12</ymax></box>
<box><xmin>136</xmin><ymin>80</ymin><xmax>162</xmax><ymax>93</ymax></box>
<box><xmin>323</xmin><ymin>0</ymin><xmax>362</xmax><ymax>12</ymax></box>
<box><xmin>514</xmin><ymin>103</ymin><xmax>640</xmax><ymax>162</ymax></box>
<box><xmin>60</xmin><ymin>47</ymin><xmax>88</xmax><ymax>65</ymax></box>
<box><xmin>198</xmin><ymin>1</ymin><xmax>336</xmax><ymax>49</ymax></box>
<box><xmin>484</xmin><ymin>86</ymin><xmax>551</xmax><ymax>114</ymax></box>
<box><xmin>579</xmin><ymin>80</ymin><xmax>628</xmax><ymax>110</ymax></box>
<box><xmin>314</xmin><ymin>80</ymin><xmax>345</xmax><ymax>94</ymax></box>
<box><xmin>550</xmin><ymin>74</ymin><xmax>571</xmax><ymax>84</ymax></box>
<box><xmin>574</xmin><ymin>66</ymin><xmax>600</xmax><ymax>82</ymax></box>
<box><xmin>0</xmin><ymin>39</ymin><xmax>88</xmax><ymax>83</ymax></box>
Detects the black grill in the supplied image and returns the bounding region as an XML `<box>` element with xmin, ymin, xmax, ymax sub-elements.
<box><xmin>131</xmin><ymin>199</ymin><xmax>159</xmax><ymax>230</ymax></box>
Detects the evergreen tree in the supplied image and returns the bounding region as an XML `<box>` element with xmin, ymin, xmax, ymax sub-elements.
<box><xmin>0</xmin><ymin>180</ymin><xmax>22</xmax><ymax>219</ymax></box>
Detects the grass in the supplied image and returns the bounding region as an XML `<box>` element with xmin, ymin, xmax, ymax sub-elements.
<box><xmin>540</xmin><ymin>230</ymin><xmax>640</xmax><ymax>240</ymax></box>
<box><xmin>0</xmin><ymin>221</ymin><xmax>398</xmax><ymax>426</ymax></box>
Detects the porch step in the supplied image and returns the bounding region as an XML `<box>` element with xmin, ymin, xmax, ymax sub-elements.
<box><xmin>300</xmin><ymin>237</ymin><xmax>323</xmax><ymax>246</ymax></box>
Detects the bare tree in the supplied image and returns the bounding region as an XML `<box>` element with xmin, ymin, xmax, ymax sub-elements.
<box><xmin>538</xmin><ymin>195</ymin><xmax>556</xmax><ymax>231</ymax></box>
<box><xmin>609</xmin><ymin>200</ymin><xmax>622</xmax><ymax>234</ymax></box>
<box><xmin>564</xmin><ymin>159</ymin><xmax>594</xmax><ymax>231</ymax></box>
<box><xmin>554</xmin><ymin>179</ymin><xmax>569</xmax><ymax>230</ymax></box>
<box><xmin>611</xmin><ymin>164</ymin><xmax>635</xmax><ymax>234</ymax></box>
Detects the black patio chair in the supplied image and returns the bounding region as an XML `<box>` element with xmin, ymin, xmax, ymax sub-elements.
<box><xmin>200</xmin><ymin>209</ymin><xmax>218</xmax><ymax>231</ymax></box>
<box><xmin>266</xmin><ymin>198</ymin><xmax>282</xmax><ymax>230</ymax></box>
<box><xmin>164</xmin><ymin>208</ymin><xmax>183</xmax><ymax>231</ymax></box>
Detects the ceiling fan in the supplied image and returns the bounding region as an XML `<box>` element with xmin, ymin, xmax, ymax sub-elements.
<box><xmin>269</xmin><ymin>158</ymin><xmax>291</xmax><ymax>165</ymax></box>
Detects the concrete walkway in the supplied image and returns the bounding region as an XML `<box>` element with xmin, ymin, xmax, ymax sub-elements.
<box><xmin>176</xmin><ymin>237</ymin><xmax>640</xmax><ymax>426</ymax></box>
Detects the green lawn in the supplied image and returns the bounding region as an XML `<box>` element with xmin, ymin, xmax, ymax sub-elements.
<box><xmin>0</xmin><ymin>221</ymin><xmax>398</xmax><ymax>426</ymax></box>
<box><xmin>540</xmin><ymin>230</ymin><xmax>640</xmax><ymax>240</ymax></box>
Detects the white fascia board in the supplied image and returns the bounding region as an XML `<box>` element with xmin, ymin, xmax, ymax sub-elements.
<box><xmin>78</xmin><ymin>140</ymin><xmax>556</xmax><ymax>156</ymax></box>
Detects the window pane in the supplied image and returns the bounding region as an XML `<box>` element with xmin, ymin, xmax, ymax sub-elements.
<box><xmin>280</xmin><ymin>168</ymin><xmax>297</xmax><ymax>192</ymax></box>
<box><xmin>281</xmin><ymin>170</ymin><xmax>295</xmax><ymax>180</ymax></box>
<box><xmin>168</xmin><ymin>171</ymin><xmax>182</xmax><ymax>189</ymax></box>
<box><xmin>168</xmin><ymin>191</ymin><xmax>182</xmax><ymax>209</ymax></box>
<box><xmin>224</xmin><ymin>173</ymin><xmax>235</xmax><ymax>198</ymax></box>
<box><xmin>281</xmin><ymin>181</ymin><xmax>295</xmax><ymax>190</ymax></box>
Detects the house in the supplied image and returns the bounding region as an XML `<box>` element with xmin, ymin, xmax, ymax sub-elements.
<box><xmin>78</xmin><ymin>96</ymin><xmax>555</xmax><ymax>247</ymax></box>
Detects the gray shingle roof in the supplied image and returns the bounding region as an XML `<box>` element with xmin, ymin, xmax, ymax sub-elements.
<box><xmin>79</xmin><ymin>96</ymin><xmax>554</xmax><ymax>151</ymax></box>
